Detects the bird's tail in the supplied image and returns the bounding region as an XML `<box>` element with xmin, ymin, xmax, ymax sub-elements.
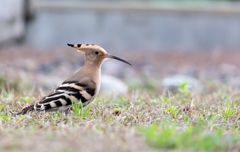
<box><xmin>17</xmin><ymin>105</ymin><xmax>34</xmax><ymax>115</ymax></box>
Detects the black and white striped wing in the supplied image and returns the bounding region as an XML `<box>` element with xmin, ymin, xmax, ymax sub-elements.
<box><xmin>34</xmin><ymin>81</ymin><xmax>95</xmax><ymax>112</ymax></box>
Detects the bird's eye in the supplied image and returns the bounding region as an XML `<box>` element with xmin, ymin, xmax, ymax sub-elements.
<box><xmin>95</xmin><ymin>51</ymin><xmax>99</xmax><ymax>55</ymax></box>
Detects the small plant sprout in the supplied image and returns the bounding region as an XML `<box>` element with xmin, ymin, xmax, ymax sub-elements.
<box><xmin>177</xmin><ymin>81</ymin><xmax>192</xmax><ymax>95</ymax></box>
<box><xmin>71</xmin><ymin>97</ymin><xmax>84</xmax><ymax>117</ymax></box>
<box><xmin>19</xmin><ymin>96</ymin><xmax>35</xmax><ymax>103</ymax></box>
<box><xmin>164</xmin><ymin>106</ymin><xmax>178</xmax><ymax>118</ymax></box>
<box><xmin>222</xmin><ymin>100</ymin><xmax>236</xmax><ymax>120</ymax></box>
<box><xmin>161</xmin><ymin>96</ymin><xmax>170</xmax><ymax>102</ymax></box>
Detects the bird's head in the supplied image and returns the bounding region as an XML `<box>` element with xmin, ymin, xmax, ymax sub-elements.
<box><xmin>67</xmin><ymin>44</ymin><xmax>132</xmax><ymax>66</ymax></box>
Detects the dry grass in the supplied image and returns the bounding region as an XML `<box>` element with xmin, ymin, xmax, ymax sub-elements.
<box><xmin>1</xmin><ymin>79</ymin><xmax>240</xmax><ymax>152</ymax></box>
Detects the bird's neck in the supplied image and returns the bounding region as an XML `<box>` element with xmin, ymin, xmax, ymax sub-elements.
<box><xmin>82</xmin><ymin>60</ymin><xmax>102</xmax><ymax>75</ymax></box>
<box><xmin>78</xmin><ymin>60</ymin><xmax>102</xmax><ymax>81</ymax></box>
<box><xmin>66</xmin><ymin>59</ymin><xmax>103</xmax><ymax>86</ymax></box>
<box><xmin>84</xmin><ymin>58</ymin><xmax>103</xmax><ymax>69</ymax></box>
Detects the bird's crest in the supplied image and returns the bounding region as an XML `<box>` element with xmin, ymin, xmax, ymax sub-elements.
<box><xmin>67</xmin><ymin>43</ymin><xmax>106</xmax><ymax>53</ymax></box>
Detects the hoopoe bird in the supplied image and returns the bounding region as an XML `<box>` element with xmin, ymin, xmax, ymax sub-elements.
<box><xmin>17</xmin><ymin>44</ymin><xmax>131</xmax><ymax>115</ymax></box>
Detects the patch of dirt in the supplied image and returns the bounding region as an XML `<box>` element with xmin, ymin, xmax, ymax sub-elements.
<box><xmin>1</xmin><ymin>45</ymin><xmax>240</xmax><ymax>80</ymax></box>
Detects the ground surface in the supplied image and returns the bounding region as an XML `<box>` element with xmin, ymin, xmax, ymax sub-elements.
<box><xmin>1</xmin><ymin>46</ymin><xmax>240</xmax><ymax>151</ymax></box>
<box><xmin>1</xmin><ymin>80</ymin><xmax>240</xmax><ymax>152</ymax></box>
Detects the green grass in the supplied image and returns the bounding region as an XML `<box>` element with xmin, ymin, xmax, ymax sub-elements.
<box><xmin>138</xmin><ymin>122</ymin><xmax>240</xmax><ymax>152</ymax></box>
<box><xmin>1</xmin><ymin>80</ymin><xmax>240</xmax><ymax>151</ymax></box>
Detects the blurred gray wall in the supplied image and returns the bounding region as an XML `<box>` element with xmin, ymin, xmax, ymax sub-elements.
<box><xmin>2</xmin><ymin>1</ymin><xmax>240</xmax><ymax>51</ymax></box>
<box><xmin>0</xmin><ymin>0</ymin><xmax>25</xmax><ymax>44</ymax></box>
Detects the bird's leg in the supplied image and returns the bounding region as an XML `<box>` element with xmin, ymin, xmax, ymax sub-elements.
<box><xmin>63</xmin><ymin>107</ymin><xmax>73</xmax><ymax>115</ymax></box>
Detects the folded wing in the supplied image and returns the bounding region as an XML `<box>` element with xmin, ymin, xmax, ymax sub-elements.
<box><xmin>34</xmin><ymin>80</ymin><xmax>95</xmax><ymax>112</ymax></box>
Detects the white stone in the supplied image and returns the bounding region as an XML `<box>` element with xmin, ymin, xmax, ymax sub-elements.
<box><xmin>219</xmin><ymin>63</ymin><xmax>239</xmax><ymax>81</ymax></box>
<box><xmin>160</xmin><ymin>74</ymin><xmax>202</xmax><ymax>93</ymax></box>
<box><xmin>229</xmin><ymin>77</ymin><xmax>240</xmax><ymax>89</ymax></box>
<box><xmin>102</xmin><ymin>60</ymin><xmax>123</xmax><ymax>77</ymax></box>
<box><xmin>100</xmin><ymin>75</ymin><xmax>128</xmax><ymax>96</ymax></box>
<box><xmin>34</xmin><ymin>75</ymin><xmax>63</xmax><ymax>91</ymax></box>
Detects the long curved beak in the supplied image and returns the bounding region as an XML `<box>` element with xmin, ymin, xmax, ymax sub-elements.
<box><xmin>103</xmin><ymin>54</ymin><xmax>132</xmax><ymax>66</ymax></box>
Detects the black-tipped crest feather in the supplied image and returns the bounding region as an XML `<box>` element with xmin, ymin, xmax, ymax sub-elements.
<box><xmin>67</xmin><ymin>43</ymin><xmax>74</xmax><ymax>47</ymax></box>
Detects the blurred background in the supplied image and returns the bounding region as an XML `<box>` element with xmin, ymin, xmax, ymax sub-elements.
<box><xmin>1</xmin><ymin>0</ymin><xmax>240</xmax><ymax>95</ymax></box>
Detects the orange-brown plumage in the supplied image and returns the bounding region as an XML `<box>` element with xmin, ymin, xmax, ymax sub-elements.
<box><xmin>17</xmin><ymin>44</ymin><xmax>131</xmax><ymax>115</ymax></box>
